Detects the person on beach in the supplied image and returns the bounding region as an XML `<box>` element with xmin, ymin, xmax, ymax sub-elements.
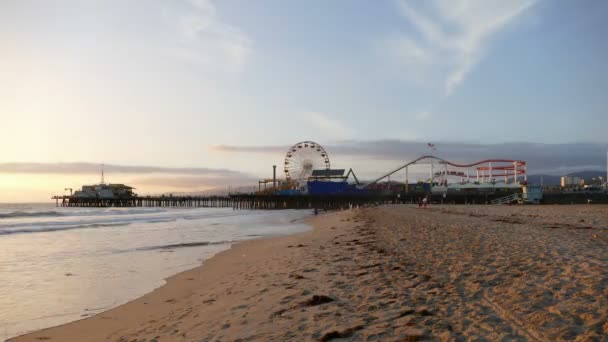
<box><xmin>422</xmin><ymin>196</ymin><xmax>428</xmax><ymax>209</ymax></box>
<box><xmin>418</xmin><ymin>197</ymin><xmax>422</xmax><ymax>208</ymax></box>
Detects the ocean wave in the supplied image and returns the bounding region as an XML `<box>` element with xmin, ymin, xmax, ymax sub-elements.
<box><xmin>0</xmin><ymin>211</ymin><xmax>64</xmax><ymax>219</ymax></box>
<box><xmin>0</xmin><ymin>208</ymin><xmax>173</xmax><ymax>220</ymax></box>
<box><xmin>136</xmin><ymin>240</ymin><xmax>234</xmax><ymax>251</ymax></box>
<box><xmin>0</xmin><ymin>222</ymin><xmax>132</xmax><ymax>236</ymax></box>
<box><xmin>145</xmin><ymin>219</ymin><xmax>177</xmax><ymax>223</ymax></box>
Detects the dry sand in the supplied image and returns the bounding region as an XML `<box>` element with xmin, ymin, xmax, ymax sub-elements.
<box><xmin>12</xmin><ymin>205</ymin><xmax>608</xmax><ymax>341</ymax></box>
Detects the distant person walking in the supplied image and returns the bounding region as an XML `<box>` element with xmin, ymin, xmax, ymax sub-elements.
<box><xmin>422</xmin><ymin>196</ymin><xmax>428</xmax><ymax>209</ymax></box>
<box><xmin>418</xmin><ymin>197</ymin><xmax>422</xmax><ymax>208</ymax></box>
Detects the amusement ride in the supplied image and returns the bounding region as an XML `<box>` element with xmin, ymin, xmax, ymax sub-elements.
<box><xmin>283</xmin><ymin>141</ymin><xmax>331</xmax><ymax>188</ymax></box>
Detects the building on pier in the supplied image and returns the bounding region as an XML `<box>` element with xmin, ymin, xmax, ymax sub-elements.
<box><xmin>70</xmin><ymin>165</ymin><xmax>137</xmax><ymax>199</ymax></box>
<box><xmin>73</xmin><ymin>183</ymin><xmax>136</xmax><ymax>199</ymax></box>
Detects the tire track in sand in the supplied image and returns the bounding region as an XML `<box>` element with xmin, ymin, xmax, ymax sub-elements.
<box><xmin>481</xmin><ymin>293</ymin><xmax>544</xmax><ymax>341</ymax></box>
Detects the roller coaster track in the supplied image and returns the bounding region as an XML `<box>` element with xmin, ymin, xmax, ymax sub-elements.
<box><xmin>361</xmin><ymin>155</ymin><xmax>526</xmax><ymax>189</ymax></box>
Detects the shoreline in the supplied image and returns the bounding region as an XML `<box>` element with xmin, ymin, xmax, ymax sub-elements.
<box><xmin>0</xmin><ymin>207</ymin><xmax>310</xmax><ymax>341</ymax></box>
<box><xmin>10</xmin><ymin>210</ymin><xmax>329</xmax><ymax>342</ymax></box>
<box><xmin>12</xmin><ymin>205</ymin><xmax>608</xmax><ymax>341</ymax></box>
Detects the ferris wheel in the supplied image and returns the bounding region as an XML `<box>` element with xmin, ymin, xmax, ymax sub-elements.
<box><xmin>284</xmin><ymin>141</ymin><xmax>330</xmax><ymax>181</ymax></box>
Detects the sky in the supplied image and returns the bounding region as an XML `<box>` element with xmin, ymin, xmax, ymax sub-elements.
<box><xmin>1</xmin><ymin>0</ymin><xmax>607</xmax><ymax>202</ymax></box>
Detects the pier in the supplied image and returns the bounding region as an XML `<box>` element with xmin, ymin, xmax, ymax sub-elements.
<box><xmin>52</xmin><ymin>195</ymin><xmax>233</xmax><ymax>208</ymax></box>
<box><xmin>53</xmin><ymin>191</ymin><xmax>608</xmax><ymax>209</ymax></box>
<box><xmin>52</xmin><ymin>191</ymin><xmax>559</xmax><ymax>210</ymax></box>
<box><xmin>52</xmin><ymin>194</ymin><xmax>390</xmax><ymax>209</ymax></box>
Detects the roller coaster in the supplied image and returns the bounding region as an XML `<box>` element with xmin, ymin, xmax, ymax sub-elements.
<box><xmin>362</xmin><ymin>155</ymin><xmax>527</xmax><ymax>188</ymax></box>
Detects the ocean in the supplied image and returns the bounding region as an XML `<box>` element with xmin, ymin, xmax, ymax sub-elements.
<box><xmin>0</xmin><ymin>203</ymin><xmax>311</xmax><ymax>340</ymax></box>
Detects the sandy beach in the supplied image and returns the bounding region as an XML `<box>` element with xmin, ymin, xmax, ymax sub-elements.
<box><xmin>12</xmin><ymin>204</ymin><xmax>608</xmax><ymax>341</ymax></box>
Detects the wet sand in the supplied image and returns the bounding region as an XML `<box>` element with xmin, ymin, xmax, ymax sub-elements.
<box><xmin>12</xmin><ymin>205</ymin><xmax>608</xmax><ymax>341</ymax></box>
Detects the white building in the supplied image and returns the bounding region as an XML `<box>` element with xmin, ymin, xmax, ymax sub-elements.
<box><xmin>560</xmin><ymin>176</ymin><xmax>582</xmax><ymax>187</ymax></box>
<box><xmin>72</xmin><ymin>184</ymin><xmax>136</xmax><ymax>199</ymax></box>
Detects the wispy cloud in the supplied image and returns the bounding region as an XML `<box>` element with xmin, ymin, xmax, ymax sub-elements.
<box><xmin>387</xmin><ymin>0</ymin><xmax>537</xmax><ymax>96</ymax></box>
<box><xmin>167</xmin><ymin>0</ymin><xmax>253</xmax><ymax>71</ymax></box>
<box><xmin>306</xmin><ymin>111</ymin><xmax>354</xmax><ymax>139</ymax></box>
<box><xmin>415</xmin><ymin>110</ymin><xmax>432</xmax><ymax>120</ymax></box>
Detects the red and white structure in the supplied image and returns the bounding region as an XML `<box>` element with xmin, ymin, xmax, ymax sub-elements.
<box><xmin>362</xmin><ymin>155</ymin><xmax>527</xmax><ymax>189</ymax></box>
<box><xmin>435</xmin><ymin>158</ymin><xmax>527</xmax><ymax>184</ymax></box>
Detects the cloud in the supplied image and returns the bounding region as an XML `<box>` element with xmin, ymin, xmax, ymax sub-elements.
<box><xmin>0</xmin><ymin>162</ymin><xmax>259</xmax><ymax>193</ymax></box>
<box><xmin>0</xmin><ymin>161</ymin><xmax>264</xmax><ymax>196</ymax></box>
<box><xmin>209</xmin><ymin>144</ymin><xmax>288</xmax><ymax>154</ymax></box>
<box><xmin>207</xmin><ymin>140</ymin><xmax>607</xmax><ymax>175</ymax></box>
<box><xmin>388</xmin><ymin>0</ymin><xmax>537</xmax><ymax>96</ymax></box>
<box><xmin>167</xmin><ymin>0</ymin><xmax>253</xmax><ymax>71</ymax></box>
<box><xmin>306</xmin><ymin>111</ymin><xmax>354</xmax><ymax>139</ymax></box>
<box><xmin>385</xmin><ymin>36</ymin><xmax>432</xmax><ymax>65</ymax></box>
<box><xmin>415</xmin><ymin>110</ymin><xmax>432</xmax><ymax>120</ymax></box>
<box><xmin>134</xmin><ymin>175</ymin><xmax>257</xmax><ymax>189</ymax></box>
<box><xmin>0</xmin><ymin>162</ymin><xmax>251</xmax><ymax>176</ymax></box>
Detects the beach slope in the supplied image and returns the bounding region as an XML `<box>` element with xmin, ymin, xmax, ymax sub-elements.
<box><xmin>13</xmin><ymin>205</ymin><xmax>608</xmax><ymax>341</ymax></box>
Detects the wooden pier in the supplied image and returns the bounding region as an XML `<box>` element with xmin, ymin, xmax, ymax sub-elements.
<box><xmin>52</xmin><ymin>194</ymin><xmax>390</xmax><ymax>209</ymax></box>
<box><xmin>52</xmin><ymin>195</ymin><xmax>233</xmax><ymax>208</ymax></box>
<box><xmin>51</xmin><ymin>193</ymin><xmax>505</xmax><ymax>209</ymax></box>
<box><xmin>53</xmin><ymin>190</ymin><xmax>601</xmax><ymax>209</ymax></box>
